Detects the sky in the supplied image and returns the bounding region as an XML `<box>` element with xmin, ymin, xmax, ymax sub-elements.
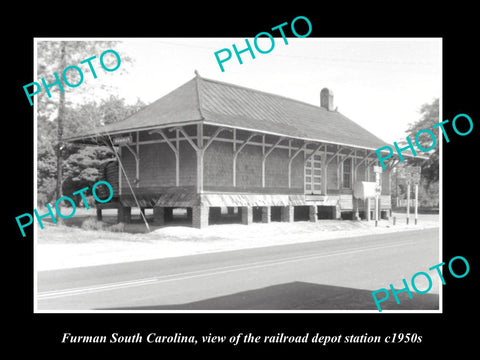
<box><xmin>49</xmin><ymin>38</ymin><xmax>442</xmax><ymax>144</ymax></box>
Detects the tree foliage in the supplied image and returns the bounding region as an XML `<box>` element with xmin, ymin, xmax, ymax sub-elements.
<box><xmin>36</xmin><ymin>40</ymin><xmax>139</xmax><ymax>208</ymax></box>
<box><xmin>37</xmin><ymin>95</ymin><xmax>147</xmax><ymax>207</ymax></box>
<box><xmin>405</xmin><ymin>98</ymin><xmax>439</xmax><ymax>186</ymax></box>
<box><xmin>392</xmin><ymin>98</ymin><xmax>440</xmax><ymax>209</ymax></box>
<box><xmin>36</xmin><ymin>41</ymin><xmax>132</xmax><ymax>119</ymax></box>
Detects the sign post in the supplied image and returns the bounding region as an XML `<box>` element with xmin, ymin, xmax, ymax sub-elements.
<box><xmin>406</xmin><ymin>181</ymin><xmax>410</xmax><ymax>225</ymax></box>
<box><xmin>414</xmin><ymin>183</ymin><xmax>419</xmax><ymax>225</ymax></box>
<box><xmin>411</xmin><ymin>170</ymin><xmax>421</xmax><ymax>225</ymax></box>
<box><xmin>373</xmin><ymin>166</ymin><xmax>382</xmax><ymax>226</ymax></box>
<box><xmin>402</xmin><ymin>165</ymin><xmax>421</xmax><ymax>225</ymax></box>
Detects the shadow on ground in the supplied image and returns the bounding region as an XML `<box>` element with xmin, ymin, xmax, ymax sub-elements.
<box><xmin>102</xmin><ymin>281</ymin><xmax>439</xmax><ymax>311</ymax></box>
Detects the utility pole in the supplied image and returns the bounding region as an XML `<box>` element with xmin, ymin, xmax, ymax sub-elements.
<box><xmin>55</xmin><ymin>43</ymin><xmax>67</xmax><ymax>217</ymax></box>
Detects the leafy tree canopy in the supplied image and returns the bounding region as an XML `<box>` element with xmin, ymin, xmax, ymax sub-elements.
<box><xmin>405</xmin><ymin>98</ymin><xmax>439</xmax><ymax>186</ymax></box>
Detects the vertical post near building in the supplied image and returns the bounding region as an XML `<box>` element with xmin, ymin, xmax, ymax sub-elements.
<box><xmin>404</xmin><ymin>166</ymin><xmax>412</xmax><ymax>225</ymax></box>
<box><xmin>411</xmin><ymin>167</ymin><xmax>421</xmax><ymax>225</ymax></box>
<box><xmin>414</xmin><ymin>183</ymin><xmax>419</xmax><ymax>225</ymax></box>
<box><xmin>404</xmin><ymin>165</ymin><xmax>421</xmax><ymax>226</ymax></box>
<box><xmin>55</xmin><ymin>43</ymin><xmax>67</xmax><ymax>219</ymax></box>
<box><xmin>406</xmin><ymin>181</ymin><xmax>410</xmax><ymax>225</ymax></box>
<box><xmin>373</xmin><ymin>165</ymin><xmax>382</xmax><ymax>226</ymax></box>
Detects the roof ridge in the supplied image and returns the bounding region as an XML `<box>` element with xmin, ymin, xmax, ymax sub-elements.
<box><xmin>198</xmin><ymin>75</ymin><xmax>332</xmax><ymax>113</ymax></box>
<box><xmin>194</xmin><ymin>71</ymin><xmax>205</xmax><ymax>120</ymax></box>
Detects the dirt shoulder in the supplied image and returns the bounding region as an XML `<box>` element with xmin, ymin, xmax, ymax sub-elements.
<box><xmin>36</xmin><ymin>213</ymin><xmax>439</xmax><ymax>271</ymax></box>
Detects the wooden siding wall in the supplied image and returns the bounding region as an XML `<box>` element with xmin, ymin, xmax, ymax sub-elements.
<box><xmin>356</xmin><ymin>163</ymin><xmax>367</xmax><ymax>182</ymax></box>
<box><xmin>202</xmin><ymin>141</ymin><xmax>304</xmax><ymax>191</ymax></box>
<box><xmin>179</xmin><ymin>141</ymin><xmax>196</xmax><ymax>186</ymax></box>
<box><xmin>236</xmin><ymin>144</ymin><xmax>263</xmax><ymax>188</ymax></box>
<box><xmin>118</xmin><ymin>126</ymin><xmax>388</xmax><ymax>198</ymax></box>
<box><xmin>120</xmin><ymin>137</ymin><xmax>197</xmax><ymax>191</ymax></box>
<box><xmin>290</xmin><ymin>153</ymin><xmax>304</xmax><ymax>189</ymax></box>
<box><xmin>203</xmin><ymin>141</ymin><xmax>233</xmax><ymax>186</ymax></box>
<box><xmin>265</xmin><ymin>148</ymin><xmax>288</xmax><ymax>188</ymax></box>
<box><xmin>140</xmin><ymin>143</ymin><xmax>175</xmax><ymax>187</ymax></box>
<box><xmin>326</xmin><ymin>154</ymin><xmax>339</xmax><ymax>190</ymax></box>
<box><xmin>121</xmin><ymin>148</ymin><xmax>136</xmax><ymax>187</ymax></box>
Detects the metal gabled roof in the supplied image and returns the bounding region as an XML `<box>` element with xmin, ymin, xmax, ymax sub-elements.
<box><xmin>68</xmin><ymin>74</ymin><xmax>389</xmax><ymax>150</ymax></box>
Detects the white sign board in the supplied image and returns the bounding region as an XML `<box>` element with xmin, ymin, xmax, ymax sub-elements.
<box><xmin>112</xmin><ymin>135</ymin><xmax>133</xmax><ymax>145</ymax></box>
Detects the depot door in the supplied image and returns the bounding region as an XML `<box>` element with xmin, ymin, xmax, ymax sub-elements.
<box><xmin>305</xmin><ymin>152</ymin><xmax>322</xmax><ymax>194</ymax></box>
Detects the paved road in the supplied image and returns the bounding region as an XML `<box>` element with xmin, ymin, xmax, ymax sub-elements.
<box><xmin>37</xmin><ymin>228</ymin><xmax>440</xmax><ymax>311</ymax></box>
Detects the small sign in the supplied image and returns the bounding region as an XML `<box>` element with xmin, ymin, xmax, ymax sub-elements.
<box><xmin>411</xmin><ymin>173</ymin><xmax>421</xmax><ymax>185</ymax></box>
<box><xmin>406</xmin><ymin>165</ymin><xmax>421</xmax><ymax>175</ymax></box>
<box><xmin>403</xmin><ymin>165</ymin><xmax>421</xmax><ymax>185</ymax></box>
<box><xmin>112</xmin><ymin>135</ymin><xmax>132</xmax><ymax>145</ymax></box>
<box><xmin>373</xmin><ymin>166</ymin><xmax>383</xmax><ymax>174</ymax></box>
<box><xmin>397</xmin><ymin>165</ymin><xmax>421</xmax><ymax>182</ymax></box>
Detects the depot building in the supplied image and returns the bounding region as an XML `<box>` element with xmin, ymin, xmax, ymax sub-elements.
<box><xmin>68</xmin><ymin>73</ymin><xmax>399</xmax><ymax>228</ymax></box>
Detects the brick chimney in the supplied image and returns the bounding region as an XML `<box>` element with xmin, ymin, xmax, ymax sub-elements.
<box><xmin>320</xmin><ymin>88</ymin><xmax>334</xmax><ymax>111</ymax></box>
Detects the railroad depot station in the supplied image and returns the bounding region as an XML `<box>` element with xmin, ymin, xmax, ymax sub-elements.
<box><xmin>69</xmin><ymin>73</ymin><xmax>400</xmax><ymax>228</ymax></box>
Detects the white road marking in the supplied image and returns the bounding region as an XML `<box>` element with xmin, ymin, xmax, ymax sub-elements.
<box><xmin>38</xmin><ymin>240</ymin><xmax>417</xmax><ymax>300</ymax></box>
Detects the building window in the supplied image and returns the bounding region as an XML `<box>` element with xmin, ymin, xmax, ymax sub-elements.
<box><xmin>343</xmin><ymin>158</ymin><xmax>352</xmax><ymax>189</ymax></box>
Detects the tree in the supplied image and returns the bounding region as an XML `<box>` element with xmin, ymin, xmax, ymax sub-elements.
<box><xmin>37</xmin><ymin>115</ymin><xmax>57</xmax><ymax>206</ymax></box>
<box><xmin>392</xmin><ymin>98</ymin><xmax>439</xmax><ymax>209</ymax></box>
<box><xmin>61</xmin><ymin>96</ymin><xmax>147</xmax><ymax>202</ymax></box>
<box><xmin>405</xmin><ymin>98</ymin><xmax>439</xmax><ymax>186</ymax></box>
<box><xmin>36</xmin><ymin>40</ymin><xmax>132</xmax><ymax>208</ymax></box>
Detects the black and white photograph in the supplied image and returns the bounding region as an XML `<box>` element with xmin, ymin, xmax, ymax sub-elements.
<box><xmin>8</xmin><ymin>7</ymin><xmax>477</xmax><ymax>355</ymax></box>
<box><xmin>32</xmin><ymin>38</ymin><xmax>441</xmax><ymax>312</ymax></box>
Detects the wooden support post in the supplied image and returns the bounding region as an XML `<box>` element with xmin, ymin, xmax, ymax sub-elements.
<box><xmin>172</xmin><ymin>125</ymin><xmax>231</xmax><ymax>195</ymax></box>
<box><xmin>118</xmin><ymin>146</ymin><xmax>122</xmax><ymax>195</ymax></box>
<box><xmin>136</xmin><ymin>131</ymin><xmax>140</xmax><ymax>186</ymax></box>
<box><xmin>281</xmin><ymin>206</ymin><xmax>294</xmax><ymax>222</ymax></box>
<box><xmin>309</xmin><ymin>205</ymin><xmax>318</xmax><ymax>222</ymax></box>
<box><xmin>232</xmin><ymin>128</ymin><xmax>236</xmax><ymax>152</ymax></box>
<box><xmin>262</xmin><ymin>137</ymin><xmax>285</xmax><ymax>188</ymax></box>
<box><xmin>209</xmin><ymin>207</ymin><xmax>222</xmax><ymax>224</ymax></box>
<box><xmin>197</xmin><ymin>123</ymin><xmax>204</xmax><ymax>194</ymax></box>
<box><xmin>192</xmin><ymin>206</ymin><xmax>209</xmax><ymax>228</ymax></box>
<box><xmin>233</xmin><ymin>133</ymin><xmax>259</xmax><ymax>187</ymax></box>
<box><xmin>354</xmin><ymin>151</ymin><xmax>373</xmax><ymax>182</ymax></box>
<box><xmin>353</xmin><ymin>149</ymin><xmax>357</xmax><ymax>185</ymax></box>
<box><xmin>149</xmin><ymin>128</ymin><xmax>180</xmax><ymax>186</ymax></box>
<box><xmin>323</xmin><ymin>145</ymin><xmax>344</xmax><ymax>195</ymax></box>
<box><xmin>125</xmin><ymin>144</ymin><xmax>139</xmax><ymax>187</ymax></box>
<box><xmin>288</xmin><ymin>143</ymin><xmax>306</xmax><ymax>188</ymax></box>
<box><xmin>354</xmin><ymin>197</ymin><xmax>360</xmax><ymax>220</ymax></box>
<box><xmin>241</xmin><ymin>207</ymin><xmax>253</xmax><ymax>225</ymax></box>
<box><xmin>336</xmin><ymin>149</ymin><xmax>355</xmax><ymax>187</ymax></box>
<box><xmin>304</xmin><ymin>143</ymin><xmax>324</xmax><ymax>163</ymax></box>
<box><xmin>153</xmin><ymin>207</ymin><xmax>165</xmax><ymax>225</ymax></box>
<box><xmin>366</xmin><ymin>198</ymin><xmax>371</xmax><ymax>221</ymax></box>
<box><xmin>164</xmin><ymin>207</ymin><xmax>173</xmax><ymax>222</ymax></box>
<box><xmin>118</xmin><ymin>206</ymin><xmax>131</xmax><ymax>223</ymax></box>
<box><xmin>176</xmin><ymin>129</ymin><xmax>180</xmax><ymax>186</ymax></box>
